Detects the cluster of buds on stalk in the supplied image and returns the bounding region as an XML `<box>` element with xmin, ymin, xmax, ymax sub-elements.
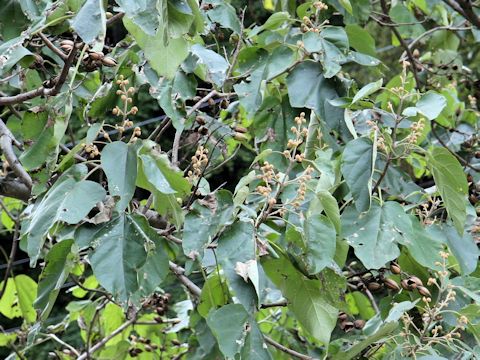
<box><xmin>82</xmin><ymin>143</ymin><xmax>100</xmax><ymax>159</ymax></box>
<box><xmin>406</xmin><ymin>118</ymin><xmax>425</xmax><ymax>144</ymax></box>
<box><xmin>292</xmin><ymin>166</ymin><xmax>313</xmax><ymax>208</ymax></box>
<box><xmin>112</xmin><ymin>75</ymin><xmax>139</xmax><ymax>141</ymax></box>
<box><xmin>256</xmin><ymin>162</ymin><xmax>276</xmax><ymax>198</ymax></box>
<box><xmin>187</xmin><ymin>146</ymin><xmax>209</xmax><ymax>183</ymax></box>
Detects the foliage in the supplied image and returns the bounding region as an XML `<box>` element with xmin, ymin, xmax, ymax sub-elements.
<box><xmin>0</xmin><ymin>0</ymin><xmax>479</xmax><ymax>359</ymax></box>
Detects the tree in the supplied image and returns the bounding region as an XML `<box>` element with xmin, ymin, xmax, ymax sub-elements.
<box><xmin>0</xmin><ymin>0</ymin><xmax>479</xmax><ymax>358</ymax></box>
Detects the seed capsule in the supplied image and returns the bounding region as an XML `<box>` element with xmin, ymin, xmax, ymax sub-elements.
<box><xmin>234</xmin><ymin>132</ymin><xmax>248</xmax><ymax>141</ymax></box>
<box><xmin>401</xmin><ymin>279</ymin><xmax>411</xmax><ymax>290</ymax></box>
<box><xmin>367</xmin><ymin>282</ymin><xmax>382</xmax><ymax>291</ymax></box>
<box><xmin>234</xmin><ymin>126</ymin><xmax>248</xmax><ymax>133</ymax></box>
<box><xmin>384</xmin><ymin>278</ymin><xmax>400</xmax><ymax>291</ymax></box>
<box><xmin>390</xmin><ymin>262</ymin><xmax>401</xmax><ymax>274</ymax></box>
<box><xmin>60</xmin><ymin>39</ymin><xmax>74</xmax><ymax>47</ymax></box>
<box><xmin>354</xmin><ymin>319</ymin><xmax>365</xmax><ymax>329</ymax></box>
<box><xmin>417</xmin><ymin>286</ymin><xmax>431</xmax><ymax>297</ymax></box>
<box><xmin>101</xmin><ymin>57</ymin><xmax>118</xmax><ymax>67</ymax></box>
<box><xmin>408</xmin><ymin>276</ymin><xmax>423</xmax><ymax>288</ymax></box>
<box><xmin>89</xmin><ymin>51</ymin><xmax>104</xmax><ymax>60</ymax></box>
<box><xmin>338</xmin><ymin>312</ymin><xmax>348</xmax><ymax>321</ymax></box>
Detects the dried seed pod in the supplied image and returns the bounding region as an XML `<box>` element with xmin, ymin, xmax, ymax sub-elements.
<box><xmin>171</xmin><ymin>339</ymin><xmax>181</xmax><ymax>346</ymax></box>
<box><xmin>354</xmin><ymin>319</ymin><xmax>365</xmax><ymax>329</ymax></box>
<box><xmin>234</xmin><ymin>125</ymin><xmax>248</xmax><ymax>133</ymax></box>
<box><xmin>390</xmin><ymin>262</ymin><xmax>401</xmax><ymax>274</ymax></box>
<box><xmin>384</xmin><ymin>278</ymin><xmax>400</xmax><ymax>291</ymax></box>
<box><xmin>341</xmin><ymin>321</ymin><xmax>355</xmax><ymax>332</ymax></box>
<box><xmin>89</xmin><ymin>51</ymin><xmax>104</xmax><ymax>60</ymax></box>
<box><xmin>401</xmin><ymin>279</ymin><xmax>411</xmax><ymax>290</ymax></box>
<box><xmin>154</xmin><ymin>316</ymin><xmax>163</xmax><ymax>323</ymax></box>
<box><xmin>60</xmin><ymin>43</ymin><xmax>73</xmax><ymax>52</ymax></box>
<box><xmin>338</xmin><ymin>312</ymin><xmax>348</xmax><ymax>321</ymax></box>
<box><xmin>156</xmin><ymin>306</ymin><xmax>165</xmax><ymax>316</ymax></box>
<box><xmin>198</xmin><ymin>126</ymin><xmax>208</xmax><ymax>135</ymax></box>
<box><xmin>362</xmin><ymin>273</ymin><xmax>373</xmax><ymax>280</ymax></box>
<box><xmin>234</xmin><ymin>132</ymin><xmax>248</xmax><ymax>141</ymax></box>
<box><xmin>417</xmin><ymin>286</ymin><xmax>431</xmax><ymax>297</ymax></box>
<box><xmin>102</xmin><ymin>57</ymin><xmax>118</xmax><ymax>67</ymax></box>
<box><xmin>367</xmin><ymin>282</ymin><xmax>382</xmax><ymax>291</ymax></box>
<box><xmin>196</xmin><ymin>116</ymin><xmax>206</xmax><ymax>125</ymax></box>
<box><xmin>60</xmin><ymin>39</ymin><xmax>74</xmax><ymax>47</ymax></box>
<box><xmin>350</xmin><ymin>276</ymin><xmax>361</xmax><ymax>283</ymax></box>
<box><xmin>408</xmin><ymin>276</ymin><xmax>423</xmax><ymax>288</ymax></box>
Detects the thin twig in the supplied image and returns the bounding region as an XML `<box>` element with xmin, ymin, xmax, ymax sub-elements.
<box><xmin>38</xmin><ymin>33</ymin><xmax>68</xmax><ymax>61</ymax></box>
<box><xmin>45</xmin><ymin>334</ymin><xmax>80</xmax><ymax>356</ymax></box>
<box><xmin>0</xmin><ymin>118</ymin><xmax>31</xmax><ymax>188</ymax></box>
<box><xmin>378</xmin><ymin>0</ymin><xmax>421</xmax><ymax>88</ymax></box>
<box><xmin>0</xmin><ymin>45</ymin><xmax>77</xmax><ymax>106</ymax></box>
<box><xmin>0</xmin><ymin>222</ymin><xmax>20</xmax><ymax>300</ymax></box>
<box><xmin>106</xmin><ymin>12</ymin><xmax>125</xmax><ymax>27</ymax></box>
<box><xmin>264</xmin><ymin>336</ymin><xmax>315</xmax><ymax>360</ymax></box>
<box><xmin>169</xmin><ymin>261</ymin><xmax>201</xmax><ymax>297</ymax></box>
<box><xmin>76</xmin><ymin>316</ymin><xmax>135</xmax><ymax>360</ymax></box>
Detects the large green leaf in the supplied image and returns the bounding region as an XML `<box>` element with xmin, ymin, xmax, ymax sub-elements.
<box><xmin>303</xmin><ymin>214</ymin><xmax>336</xmax><ymax>274</ymax></box>
<box><xmin>71</xmin><ymin>0</ymin><xmax>106</xmax><ymax>45</ymax></box>
<box><xmin>351</xmin><ymin>79</ymin><xmax>383</xmax><ymax>104</ymax></box>
<box><xmin>341</xmin><ymin>202</ymin><xmax>405</xmax><ymax>269</ymax></box>
<box><xmin>183</xmin><ymin>190</ymin><xmax>234</xmax><ymax>259</ymax></box>
<box><xmin>123</xmin><ymin>17</ymin><xmax>188</xmax><ymax>79</ymax></box>
<box><xmin>34</xmin><ymin>240</ymin><xmax>74</xmax><ymax>321</ymax></box>
<box><xmin>101</xmin><ymin>141</ymin><xmax>138</xmax><ymax>211</ymax></box>
<box><xmin>286</xmin><ymin>61</ymin><xmax>338</xmax><ymax>115</ymax></box>
<box><xmin>427</xmin><ymin>147</ymin><xmax>468</xmax><ymax>234</ymax></box>
<box><xmin>217</xmin><ymin>220</ymin><xmax>258</xmax><ymax>311</ymax></box>
<box><xmin>206</xmin><ymin>304</ymin><xmax>271</xmax><ymax>359</ymax></box>
<box><xmin>190</xmin><ymin>44</ymin><xmax>229</xmax><ymax>87</ymax></box>
<box><xmin>116</xmin><ymin>0</ymin><xmax>158</xmax><ymax>36</ymax></box>
<box><xmin>89</xmin><ymin>214</ymin><xmax>161</xmax><ymax>302</ymax></box>
<box><xmin>262</xmin><ymin>255</ymin><xmax>339</xmax><ymax>344</ymax></box>
<box><xmin>341</xmin><ymin>137</ymin><xmax>375</xmax><ymax>212</ymax></box>
<box><xmin>0</xmin><ymin>275</ymin><xmax>37</xmax><ymax>323</ymax></box>
<box><xmin>198</xmin><ymin>274</ymin><xmax>229</xmax><ymax>318</ymax></box>
<box><xmin>25</xmin><ymin>165</ymin><xmax>106</xmax><ymax>264</ymax></box>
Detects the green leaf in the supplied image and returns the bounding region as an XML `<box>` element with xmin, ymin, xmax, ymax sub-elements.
<box><xmin>190</xmin><ymin>44</ymin><xmax>229</xmax><ymax>87</ymax></box>
<box><xmin>428</xmin><ymin>224</ymin><xmax>479</xmax><ymax>275</ymax></box>
<box><xmin>303</xmin><ymin>214</ymin><xmax>336</xmax><ymax>274</ymax></box>
<box><xmin>345</xmin><ymin>24</ymin><xmax>376</xmax><ymax>56</ymax></box>
<box><xmin>206</xmin><ymin>2</ymin><xmax>241</xmax><ymax>33</ymax></box>
<box><xmin>116</xmin><ymin>0</ymin><xmax>158</xmax><ymax>36</ymax></box>
<box><xmin>428</xmin><ymin>147</ymin><xmax>468</xmax><ymax>234</ymax></box>
<box><xmin>139</xmin><ymin>154</ymin><xmax>175</xmax><ymax>194</ymax></box>
<box><xmin>341</xmin><ymin>137</ymin><xmax>375</xmax><ymax>212</ymax></box>
<box><xmin>339</xmin><ymin>0</ymin><xmax>353</xmax><ymax>14</ymax></box>
<box><xmin>206</xmin><ymin>304</ymin><xmax>271</xmax><ymax>359</ymax></box>
<box><xmin>0</xmin><ymin>275</ymin><xmax>37</xmax><ymax>323</ymax></box>
<box><xmin>71</xmin><ymin>0</ymin><xmax>106</xmax><ymax>45</ymax></box>
<box><xmin>101</xmin><ymin>141</ymin><xmax>138</xmax><ymax>211</ymax></box>
<box><xmin>341</xmin><ymin>201</ymin><xmax>406</xmax><ymax>269</ymax></box>
<box><xmin>198</xmin><ymin>274</ymin><xmax>228</xmax><ymax>318</ymax></box>
<box><xmin>183</xmin><ymin>190</ymin><xmax>234</xmax><ymax>259</ymax></box>
<box><xmin>89</xmin><ymin>214</ymin><xmax>155</xmax><ymax>302</ymax></box>
<box><xmin>316</xmin><ymin>191</ymin><xmax>341</xmax><ymax>234</ymax></box>
<box><xmin>352</xmin><ymin>79</ymin><xmax>383</xmax><ymax>104</ymax></box>
<box><xmin>403</xmin><ymin>92</ymin><xmax>447</xmax><ymax>120</ymax></box>
<box><xmin>136</xmin><ymin>237</ymin><xmax>170</xmax><ymax>297</ymax></box>
<box><xmin>217</xmin><ymin>220</ymin><xmax>258</xmax><ymax>311</ymax></box>
<box><xmin>35</xmin><ymin>240</ymin><xmax>74</xmax><ymax>321</ymax></box>
<box><xmin>286</xmin><ymin>61</ymin><xmax>339</xmax><ymax>114</ymax></box>
<box><xmin>262</xmin><ymin>254</ymin><xmax>338</xmax><ymax>344</ymax></box>
<box><xmin>123</xmin><ymin>17</ymin><xmax>188</xmax><ymax>79</ymax></box>
<box><xmin>25</xmin><ymin>166</ymin><xmax>106</xmax><ymax>264</ymax></box>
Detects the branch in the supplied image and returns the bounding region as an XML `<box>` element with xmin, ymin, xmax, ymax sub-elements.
<box><xmin>443</xmin><ymin>0</ymin><xmax>480</xmax><ymax>28</ymax></box>
<box><xmin>378</xmin><ymin>0</ymin><xmax>421</xmax><ymax>88</ymax></box>
<box><xmin>0</xmin><ymin>45</ymin><xmax>77</xmax><ymax>106</ymax></box>
<box><xmin>38</xmin><ymin>33</ymin><xmax>68</xmax><ymax>61</ymax></box>
<box><xmin>264</xmin><ymin>336</ymin><xmax>315</xmax><ymax>360</ymax></box>
<box><xmin>0</xmin><ymin>178</ymin><xmax>30</xmax><ymax>201</ymax></box>
<box><xmin>76</xmin><ymin>316</ymin><xmax>135</xmax><ymax>360</ymax></box>
<box><xmin>106</xmin><ymin>12</ymin><xmax>125</xmax><ymax>27</ymax></box>
<box><xmin>0</xmin><ymin>119</ymin><xmax>32</xmax><ymax>189</ymax></box>
<box><xmin>169</xmin><ymin>261</ymin><xmax>201</xmax><ymax>297</ymax></box>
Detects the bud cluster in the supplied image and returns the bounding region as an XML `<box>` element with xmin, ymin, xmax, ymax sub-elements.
<box><xmin>187</xmin><ymin>145</ymin><xmax>209</xmax><ymax>182</ymax></box>
<box><xmin>82</xmin><ymin>143</ymin><xmax>100</xmax><ymax>159</ymax></box>
<box><xmin>112</xmin><ymin>75</ymin><xmax>139</xmax><ymax>141</ymax></box>
<box><xmin>406</xmin><ymin>118</ymin><xmax>425</xmax><ymax>144</ymax></box>
<box><xmin>292</xmin><ymin>166</ymin><xmax>313</xmax><ymax>208</ymax></box>
<box><xmin>256</xmin><ymin>161</ymin><xmax>276</xmax><ymax>197</ymax></box>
